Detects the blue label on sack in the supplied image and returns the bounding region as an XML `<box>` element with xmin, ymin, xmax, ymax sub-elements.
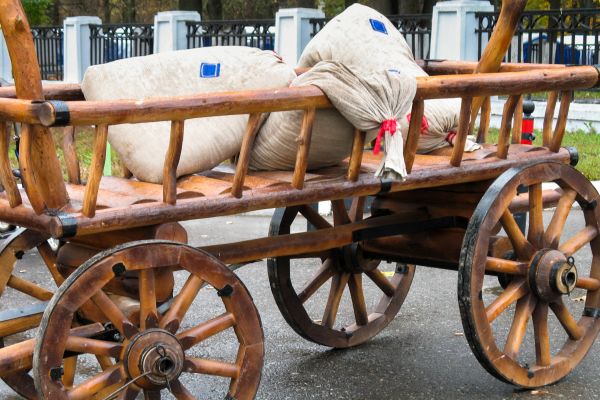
<box><xmin>200</xmin><ymin>63</ymin><xmax>221</xmax><ymax>78</ymax></box>
<box><xmin>369</xmin><ymin>19</ymin><xmax>387</xmax><ymax>34</ymax></box>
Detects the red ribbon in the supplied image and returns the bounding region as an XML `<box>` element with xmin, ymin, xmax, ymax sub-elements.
<box><xmin>406</xmin><ymin>113</ymin><xmax>429</xmax><ymax>134</ymax></box>
<box><xmin>373</xmin><ymin>119</ymin><xmax>397</xmax><ymax>155</ymax></box>
<box><xmin>445</xmin><ymin>131</ymin><xmax>457</xmax><ymax>145</ymax></box>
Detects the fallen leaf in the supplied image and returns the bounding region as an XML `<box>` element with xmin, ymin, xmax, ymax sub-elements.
<box><xmin>382</xmin><ymin>271</ymin><xmax>395</xmax><ymax>277</ymax></box>
<box><xmin>530</xmin><ymin>390</ymin><xmax>549</xmax><ymax>396</ymax></box>
<box><xmin>454</xmin><ymin>332</ymin><xmax>464</xmax><ymax>337</ymax></box>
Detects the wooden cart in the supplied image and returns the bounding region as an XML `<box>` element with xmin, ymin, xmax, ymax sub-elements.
<box><xmin>0</xmin><ymin>0</ymin><xmax>599</xmax><ymax>398</ymax></box>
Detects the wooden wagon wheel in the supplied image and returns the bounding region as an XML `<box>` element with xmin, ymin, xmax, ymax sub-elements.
<box><xmin>33</xmin><ymin>240</ymin><xmax>264</xmax><ymax>400</ymax></box>
<box><xmin>268</xmin><ymin>198</ymin><xmax>415</xmax><ymax>348</ymax></box>
<box><xmin>459</xmin><ymin>161</ymin><xmax>600</xmax><ymax>387</ymax></box>
<box><xmin>0</xmin><ymin>228</ymin><xmax>62</xmax><ymax>399</ymax></box>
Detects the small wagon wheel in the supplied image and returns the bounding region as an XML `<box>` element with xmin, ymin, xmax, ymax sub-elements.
<box><xmin>269</xmin><ymin>197</ymin><xmax>415</xmax><ymax>348</ymax></box>
<box><xmin>33</xmin><ymin>240</ymin><xmax>264</xmax><ymax>400</ymax></box>
<box><xmin>0</xmin><ymin>228</ymin><xmax>62</xmax><ymax>399</ymax></box>
<box><xmin>459</xmin><ymin>161</ymin><xmax>600</xmax><ymax>387</ymax></box>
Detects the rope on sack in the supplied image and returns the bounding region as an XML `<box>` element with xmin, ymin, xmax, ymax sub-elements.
<box><xmin>373</xmin><ymin>119</ymin><xmax>397</xmax><ymax>155</ymax></box>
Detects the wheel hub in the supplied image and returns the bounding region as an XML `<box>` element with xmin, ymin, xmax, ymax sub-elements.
<box><xmin>340</xmin><ymin>243</ymin><xmax>380</xmax><ymax>273</ymax></box>
<box><xmin>124</xmin><ymin>328</ymin><xmax>185</xmax><ymax>388</ymax></box>
<box><xmin>529</xmin><ymin>249</ymin><xmax>578</xmax><ymax>301</ymax></box>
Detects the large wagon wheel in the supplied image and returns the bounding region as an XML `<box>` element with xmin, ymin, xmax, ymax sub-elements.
<box><xmin>0</xmin><ymin>228</ymin><xmax>63</xmax><ymax>399</ymax></box>
<box><xmin>33</xmin><ymin>240</ymin><xmax>264</xmax><ymax>400</ymax></box>
<box><xmin>459</xmin><ymin>161</ymin><xmax>600</xmax><ymax>387</ymax></box>
<box><xmin>269</xmin><ymin>198</ymin><xmax>415</xmax><ymax>348</ymax></box>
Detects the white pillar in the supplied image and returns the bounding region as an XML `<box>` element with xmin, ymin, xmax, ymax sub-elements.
<box><xmin>63</xmin><ymin>16</ymin><xmax>102</xmax><ymax>83</ymax></box>
<box><xmin>154</xmin><ymin>11</ymin><xmax>201</xmax><ymax>53</ymax></box>
<box><xmin>275</xmin><ymin>8</ymin><xmax>324</xmax><ymax>66</ymax></box>
<box><xmin>0</xmin><ymin>29</ymin><xmax>12</xmax><ymax>83</ymax></box>
<box><xmin>430</xmin><ymin>0</ymin><xmax>494</xmax><ymax>61</ymax></box>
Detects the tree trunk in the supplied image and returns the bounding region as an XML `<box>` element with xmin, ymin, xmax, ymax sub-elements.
<box><xmin>398</xmin><ymin>0</ymin><xmax>424</xmax><ymax>14</ymax></box>
<box><xmin>179</xmin><ymin>0</ymin><xmax>203</xmax><ymax>12</ymax></box>
<box><xmin>206</xmin><ymin>0</ymin><xmax>222</xmax><ymax>19</ymax></box>
<box><xmin>102</xmin><ymin>0</ymin><xmax>111</xmax><ymax>23</ymax></box>
<box><xmin>280</xmin><ymin>0</ymin><xmax>316</xmax><ymax>7</ymax></box>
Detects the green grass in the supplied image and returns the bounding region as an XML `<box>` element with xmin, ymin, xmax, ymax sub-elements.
<box><xmin>487</xmin><ymin>127</ymin><xmax>600</xmax><ymax>181</ymax></box>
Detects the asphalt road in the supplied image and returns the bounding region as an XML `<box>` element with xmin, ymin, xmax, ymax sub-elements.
<box><xmin>0</xmin><ymin>210</ymin><xmax>599</xmax><ymax>400</ymax></box>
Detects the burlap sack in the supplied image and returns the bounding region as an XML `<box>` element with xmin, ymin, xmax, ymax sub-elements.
<box><xmin>82</xmin><ymin>47</ymin><xmax>296</xmax><ymax>183</ymax></box>
<box><xmin>287</xmin><ymin>61</ymin><xmax>416</xmax><ymax>180</ymax></box>
<box><xmin>298</xmin><ymin>4</ymin><xmax>477</xmax><ymax>156</ymax></box>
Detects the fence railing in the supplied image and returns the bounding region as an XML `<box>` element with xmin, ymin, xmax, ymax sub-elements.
<box><xmin>89</xmin><ymin>23</ymin><xmax>154</xmax><ymax>66</ymax></box>
<box><xmin>31</xmin><ymin>26</ymin><xmax>64</xmax><ymax>80</ymax></box>
<box><xmin>186</xmin><ymin>20</ymin><xmax>275</xmax><ymax>50</ymax></box>
<box><xmin>309</xmin><ymin>14</ymin><xmax>432</xmax><ymax>59</ymax></box>
<box><xmin>476</xmin><ymin>8</ymin><xmax>599</xmax><ymax>65</ymax></box>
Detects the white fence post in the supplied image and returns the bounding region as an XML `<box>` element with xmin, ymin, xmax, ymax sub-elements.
<box><xmin>0</xmin><ymin>29</ymin><xmax>12</xmax><ymax>83</ymax></box>
<box><xmin>275</xmin><ymin>8</ymin><xmax>324</xmax><ymax>66</ymax></box>
<box><xmin>63</xmin><ymin>16</ymin><xmax>102</xmax><ymax>83</ymax></box>
<box><xmin>430</xmin><ymin>0</ymin><xmax>494</xmax><ymax>61</ymax></box>
<box><xmin>154</xmin><ymin>11</ymin><xmax>201</xmax><ymax>53</ymax></box>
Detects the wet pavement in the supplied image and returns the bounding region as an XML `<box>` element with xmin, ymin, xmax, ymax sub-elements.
<box><xmin>0</xmin><ymin>210</ymin><xmax>599</xmax><ymax>399</ymax></box>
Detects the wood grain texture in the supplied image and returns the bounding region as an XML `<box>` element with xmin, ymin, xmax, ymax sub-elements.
<box><xmin>82</xmin><ymin>124</ymin><xmax>109</xmax><ymax>217</ymax></box>
<box><xmin>231</xmin><ymin>113</ymin><xmax>262</xmax><ymax>198</ymax></box>
<box><xmin>163</xmin><ymin>120</ymin><xmax>185</xmax><ymax>205</ymax></box>
<box><xmin>292</xmin><ymin>108</ymin><xmax>316</xmax><ymax>190</ymax></box>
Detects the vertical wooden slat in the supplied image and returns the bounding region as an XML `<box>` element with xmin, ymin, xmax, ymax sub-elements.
<box><xmin>549</xmin><ymin>91</ymin><xmax>572</xmax><ymax>152</ymax></box>
<box><xmin>404</xmin><ymin>100</ymin><xmax>425</xmax><ymax>174</ymax></box>
<box><xmin>476</xmin><ymin>96</ymin><xmax>491</xmax><ymax>144</ymax></box>
<box><xmin>511</xmin><ymin>95</ymin><xmax>524</xmax><ymax>144</ymax></box>
<box><xmin>543</xmin><ymin>91</ymin><xmax>559</xmax><ymax>147</ymax></box>
<box><xmin>82</xmin><ymin>124</ymin><xmax>109</xmax><ymax>218</ymax></box>
<box><xmin>346</xmin><ymin>129</ymin><xmax>366</xmax><ymax>182</ymax></box>
<box><xmin>62</xmin><ymin>126</ymin><xmax>81</xmax><ymax>184</ymax></box>
<box><xmin>163</xmin><ymin>120</ymin><xmax>185</xmax><ymax>205</ymax></box>
<box><xmin>231</xmin><ymin>113</ymin><xmax>262</xmax><ymax>198</ymax></box>
<box><xmin>292</xmin><ymin>108</ymin><xmax>316</xmax><ymax>190</ymax></box>
<box><xmin>450</xmin><ymin>97</ymin><xmax>473</xmax><ymax>167</ymax></box>
<box><xmin>496</xmin><ymin>95</ymin><xmax>520</xmax><ymax>160</ymax></box>
<box><xmin>0</xmin><ymin>122</ymin><xmax>21</xmax><ymax>207</ymax></box>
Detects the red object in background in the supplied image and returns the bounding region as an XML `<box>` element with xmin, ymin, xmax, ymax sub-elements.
<box><xmin>521</xmin><ymin>99</ymin><xmax>536</xmax><ymax>145</ymax></box>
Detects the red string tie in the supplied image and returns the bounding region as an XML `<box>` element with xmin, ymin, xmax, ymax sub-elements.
<box><xmin>406</xmin><ymin>114</ymin><xmax>429</xmax><ymax>135</ymax></box>
<box><xmin>373</xmin><ymin>119</ymin><xmax>397</xmax><ymax>155</ymax></box>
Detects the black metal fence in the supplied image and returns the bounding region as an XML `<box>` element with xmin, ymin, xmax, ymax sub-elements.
<box><xmin>476</xmin><ymin>8</ymin><xmax>599</xmax><ymax>65</ymax></box>
<box><xmin>89</xmin><ymin>23</ymin><xmax>154</xmax><ymax>66</ymax></box>
<box><xmin>309</xmin><ymin>14</ymin><xmax>432</xmax><ymax>59</ymax></box>
<box><xmin>186</xmin><ymin>20</ymin><xmax>275</xmax><ymax>50</ymax></box>
<box><xmin>31</xmin><ymin>26</ymin><xmax>63</xmax><ymax>80</ymax></box>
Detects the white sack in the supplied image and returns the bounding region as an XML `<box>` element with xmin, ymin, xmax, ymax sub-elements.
<box><xmin>288</xmin><ymin>61</ymin><xmax>416</xmax><ymax>180</ymax></box>
<box><xmin>298</xmin><ymin>4</ymin><xmax>478</xmax><ymax>156</ymax></box>
<box><xmin>82</xmin><ymin>47</ymin><xmax>296</xmax><ymax>183</ymax></box>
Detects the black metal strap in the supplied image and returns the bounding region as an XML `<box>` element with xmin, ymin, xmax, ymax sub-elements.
<box><xmin>46</xmin><ymin>209</ymin><xmax>77</xmax><ymax>238</ymax></box>
<box><xmin>353</xmin><ymin>216</ymin><xmax>469</xmax><ymax>242</ymax></box>
<box><xmin>47</xmin><ymin>100</ymin><xmax>71</xmax><ymax>126</ymax></box>
<box><xmin>583</xmin><ymin>307</ymin><xmax>600</xmax><ymax>319</ymax></box>
<box><xmin>378</xmin><ymin>179</ymin><xmax>393</xmax><ymax>194</ymax></box>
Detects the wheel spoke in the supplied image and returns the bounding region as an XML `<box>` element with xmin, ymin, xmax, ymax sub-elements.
<box><xmin>177</xmin><ymin>312</ymin><xmax>236</xmax><ymax>350</ymax></box>
<box><xmin>297</xmin><ymin>258</ymin><xmax>335</xmax><ymax>304</ymax></box>
<box><xmin>485</xmin><ymin>257</ymin><xmax>527</xmax><ymax>276</ymax></box>
<box><xmin>160</xmin><ymin>273</ymin><xmax>204</xmax><ymax>333</ymax></box>
<box><xmin>331</xmin><ymin>199</ymin><xmax>351</xmax><ymax>226</ymax></box>
<box><xmin>528</xmin><ymin>183</ymin><xmax>544</xmax><ymax>249</ymax></box>
<box><xmin>365</xmin><ymin>269</ymin><xmax>396</xmax><ymax>297</ymax></box>
<box><xmin>91</xmin><ymin>291</ymin><xmax>138</xmax><ymax>339</ymax></box>
<box><xmin>504</xmin><ymin>294</ymin><xmax>537</xmax><ymax>359</ymax></box>
<box><xmin>65</xmin><ymin>336</ymin><xmax>123</xmax><ymax>357</ymax></box>
<box><xmin>139</xmin><ymin>269</ymin><xmax>158</xmax><ymax>330</ymax></box>
<box><xmin>299</xmin><ymin>205</ymin><xmax>332</xmax><ymax>229</ymax></box>
<box><xmin>533</xmin><ymin>302</ymin><xmax>551</xmax><ymax>367</ymax></box>
<box><xmin>6</xmin><ymin>274</ymin><xmax>53</xmax><ymax>300</ymax></box>
<box><xmin>67</xmin><ymin>363</ymin><xmax>126</xmax><ymax>400</ymax></box>
<box><xmin>144</xmin><ymin>390</ymin><xmax>162</xmax><ymax>400</ymax></box>
<box><xmin>348</xmin><ymin>274</ymin><xmax>369</xmax><ymax>326</ymax></box>
<box><xmin>169</xmin><ymin>379</ymin><xmax>195</xmax><ymax>400</ymax></box>
<box><xmin>62</xmin><ymin>356</ymin><xmax>77</xmax><ymax>388</ymax></box>
<box><xmin>559</xmin><ymin>226</ymin><xmax>598</xmax><ymax>257</ymax></box>
<box><xmin>349</xmin><ymin>197</ymin><xmax>366</xmax><ymax>222</ymax></box>
<box><xmin>544</xmin><ymin>188</ymin><xmax>577</xmax><ymax>248</ymax></box>
<box><xmin>550</xmin><ymin>299</ymin><xmax>584</xmax><ymax>340</ymax></box>
<box><xmin>37</xmin><ymin>240</ymin><xmax>66</xmax><ymax>286</ymax></box>
<box><xmin>184</xmin><ymin>357</ymin><xmax>240</xmax><ymax>378</ymax></box>
<box><xmin>576</xmin><ymin>277</ymin><xmax>600</xmax><ymax>291</ymax></box>
<box><xmin>96</xmin><ymin>355</ymin><xmax>114</xmax><ymax>370</ymax></box>
<box><xmin>486</xmin><ymin>279</ymin><xmax>528</xmax><ymax>323</ymax></box>
<box><xmin>322</xmin><ymin>272</ymin><xmax>350</xmax><ymax>328</ymax></box>
<box><xmin>501</xmin><ymin>211</ymin><xmax>535</xmax><ymax>259</ymax></box>
<box><xmin>116</xmin><ymin>386</ymin><xmax>140</xmax><ymax>400</ymax></box>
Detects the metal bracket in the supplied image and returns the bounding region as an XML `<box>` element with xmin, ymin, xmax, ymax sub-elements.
<box><xmin>583</xmin><ymin>307</ymin><xmax>600</xmax><ymax>319</ymax></box>
<box><xmin>217</xmin><ymin>284</ymin><xmax>234</xmax><ymax>297</ymax></box>
<box><xmin>46</xmin><ymin>100</ymin><xmax>71</xmax><ymax>127</ymax></box>
<box><xmin>46</xmin><ymin>209</ymin><xmax>78</xmax><ymax>238</ymax></box>
<box><xmin>112</xmin><ymin>263</ymin><xmax>126</xmax><ymax>277</ymax></box>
